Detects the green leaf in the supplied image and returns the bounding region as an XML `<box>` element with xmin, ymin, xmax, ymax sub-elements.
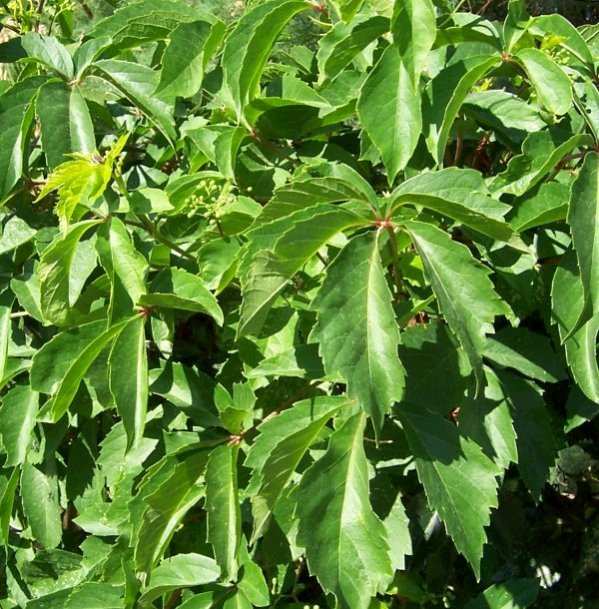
<box><xmin>317</xmin><ymin>16</ymin><xmax>389</xmax><ymax>85</ymax></box>
<box><xmin>38</xmin><ymin>220</ymin><xmax>100</xmax><ymax>326</ymax></box>
<box><xmin>566</xmin><ymin>152</ymin><xmax>599</xmax><ymax>334</ymax></box>
<box><xmin>0</xmin><ymin>384</ymin><xmax>39</xmax><ymax>467</ymax></box>
<box><xmin>239</xmin><ymin>205</ymin><xmax>360</xmax><ymax>337</ymax></box>
<box><xmin>0</xmin><ymin>305</ymin><xmax>10</xmax><ymax>382</ymax></box>
<box><xmin>390</xmin><ymin>168</ymin><xmax>513</xmax><ymax>241</ymax></box>
<box><xmin>35</xmin><ymin>317</ymin><xmax>132</xmax><ymax>423</ymax></box>
<box><xmin>108</xmin><ymin>315</ymin><xmax>148</xmax><ymax>451</ymax></box>
<box><xmin>509</xmin><ymin>181</ymin><xmax>568</xmax><ymax>231</ymax></box>
<box><xmin>221</xmin><ymin>0</ymin><xmax>309</xmax><ymax>120</ymax></box>
<box><xmin>205</xmin><ymin>444</ymin><xmax>241</xmax><ymax>582</ymax></box>
<box><xmin>311</xmin><ymin>231</ymin><xmax>405</xmax><ymax>434</ymax></box>
<box><xmin>156</xmin><ymin>20</ymin><xmax>225</xmax><ymax>99</ymax></box>
<box><xmin>37</xmin><ymin>81</ymin><xmax>95</xmax><ymax>169</ymax></box>
<box><xmin>483</xmin><ymin>327</ymin><xmax>566</xmax><ymax>383</ymax></box>
<box><xmin>0</xmin><ymin>215</ymin><xmax>37</xmax><ymax>255</ymax></box>
<box><xmin>21</xmin><ymin>461</ymin><xmax>63</xmax><ymax>549</ymax></box>
<box><xmin>94</xmin><ymin>59</ymin><xmax>176</xmax><ymax>143</ymax></box>
<box><xmin>404</xmin><ymin>220</ymin><xmax>509</xmax><ymax>393</ymax></box>
<box><xmin>245</xmin><ymin>344</ymin><xmax>325</xmax><ymax>380</ymax></box>
<box><xmin>245</xmin><ymin>396</ymin><xmax>347</xmax><ymax>540</ymax></box>
<box><xmin>21</xmin><ymin>33</ymin><xmax>74</xmax><ymax>79</ymax></box>
<box><xmin>398</xmin><ymin>404</ymin><xmax>500</xmax><ymax>578</ymax></box>
<box><xmin>0</xmin><ymin>77</ymin><xmax>45</xmax><ymax>199</ymax></box>
<box><xmin>384</xmin><ymin>493</ymin><xmax>412</xmax><ymax>572</ymax></box>
<box><xmin>552</xmin><ymin>249</ymin><xmax>599</xmax><ymax>403</ymax></box>
<box><xmin>297</xmin><ymin>413</ymin><xmax>393</xmax><ymax>609</ymax></box>
<box><xmin>459</xmin><ymin>368</ymin><xmax>518</xmax><ymax>471</ymax></box>
<box><xmin>138</xmin><ymin>553</ymin><xmax>220</xmax><ymax>604</ymax></box>
<box><xmin>391</xmin><ymin>0</ymin><xmax>436</xmax><ymax>83</ymax></box>
<box><xmin>495</xmin><ymin>369</ymin><xmax>558</xmax><ymax>500</ymax></box>
<box><xmin>107</xmin><ymin>217</ymin><xmax>147</xmax><ymax>305</ymax></box>
<box><xmin>133</xmin><ymin>449</ymin><xmax>209</xmax><ymax>575</ymax></box>
<box><xmin>357</xmin><ymin>45</ymin><xmax>421</xmax><ymax>183</ymax></box>
<box><xmin>0</xmin><ymin>467</ymin><xmax>19</xmax><ymax>546</ymax></box>
<box><xmin>424</xmin><ymin>55</ymin><xmax>500</xmax><ymax>165</ymax></box>
<box><xmin>465</xmin><ymin>578</ymin><xmax>539</xmax><ymax>609</ymax></box>
<box><xmin>139</xmin><ymin>267</ymin><xmax>223</xmax><ymax>324</ymax></box>
<box><xmin>515</xmin><ymin>48</ymin><xmax>573</xmax><ymax>116</ymax></box>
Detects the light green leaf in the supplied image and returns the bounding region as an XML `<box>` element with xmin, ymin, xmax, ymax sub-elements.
<box><xmin>0</xmin><ymin>215</ymin><xmax>37</xmax><ymax>255</ymax></box>
<box><xmin>405</xmin><ymin>220</ymin><xmax>509</xmax><ymax>393</ymax></box>
<box><xmin>21</xmin><ymin>461</ymin><xmax>63</xmax><ymax>549</ymax></box>
<box><xmin>138</xmin><ymin>554</ymin><xmax>220</xmax><ymax>604</ymax></box>
<box><xmin>297</xmin><ymin>413</ymin><xmax>393</xmax><ymax>609</ymax></box>
<box><xmin>311</xmin><ymin>231</ymin><xmax>405</xmax><ymax>434</ymax></box>
<box><xmin>108</xmin><ymin>315</ymin><xmax>148</xmax><ymax>451</ymax></box>
<box><xmin>205</xmin><ymin>444</ymin><xmax>241</xmax><ymax>582</ymax></box>
<box><xmin>357</xmin><ymin>45</ymin><xmax>421</xmax><ymax>183</ymax></box>
<box><xmin>515</xmin><ymin>48</ymin><xmax>572</xmax><ymax>116</ymax></box>
<box><xmin>0</xmin><ymin>467</ymin><xmax>19</xmax><ymax>546</ymax></box>
<box><xmin>221</xmin><ymin>0</ymin><xmax>309</xmax><ymax>120</ymax></box>
<box><xmin>567</xmin><ymin>152</ymin><xmax>599</xmax><ymax>334</ymax></box>
<box><xmin>0</xmin><ymin>384</ymin><xmax>39</xmax><ymax>467</ymax></box>
<box><xmin>134</xmin><ymin>449</ymin><xmax>208</xmax><ymax>575</ymax></box>
<box><xmin>484</xmin><ymin>327</ymin><xmax>566</xmax><ymax>383</ymax></box>
<box><xmin>384</xmin><ymin>493</ymin><xmax>412</xmax><ymax>572</ymax></box>
<box><xmin>509</xmin><ymin>181</ymin><xmax>569</xmax><ymax>231</ymax></box>
<box><xmin>399</xmin><ymin>404</ymin><xmax>500</xmax><ymax>578</ymax></box>
<box><xmin>0</xmin><ymin>305</ymin><xmax>10</xmax><ymax>382</ymax></box>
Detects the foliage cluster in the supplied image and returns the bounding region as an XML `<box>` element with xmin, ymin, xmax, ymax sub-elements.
<box><xmin>0</xmin><ymin>0</ymin><xmax>599</xmax><ymax>608</ymax></box>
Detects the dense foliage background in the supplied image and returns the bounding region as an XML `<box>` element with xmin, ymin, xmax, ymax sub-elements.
<box><xmin>0</xmin><ymin>0</ymin><xmax>598</xmax><ymax>608</ymax></box>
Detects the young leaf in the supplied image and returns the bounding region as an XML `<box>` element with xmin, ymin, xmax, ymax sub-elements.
<box><xmin>311</xmin><ymin>231</ymin><xmax>405</xmax><ymax>434</ymax></box>
<box><xmin>297</xmin><ymin>413</ymin><xmax>393</xmax><ymax>609</ymax></box>
<box><xmin>399</xmin><ymin>404</ymin><xmax>500</xmax><ymax>578</ymax></box>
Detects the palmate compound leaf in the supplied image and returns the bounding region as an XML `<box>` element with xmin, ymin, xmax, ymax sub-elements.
<box><xmin>398</xmin><ymin>403</ymin><xmax>501</xmax><ymax>579</ymax></box>
<box><xmin>296</xmin><ymin>413</ymin><xmax>394</xmax><ymax>609</ymax></box>
<box><xmin>404</xmin><ymin>220</ymin><xmax>510</xmax><ymax>394</ymax></box>
<box><xmin>310</xmin><ymin>230</ymin><xmax>405</xmax><ymax>435</ymax></box>
<box><xmin>244</xmin><ymin>396</ymin><xmax>350</xmax><ymax>541</ymax></box>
